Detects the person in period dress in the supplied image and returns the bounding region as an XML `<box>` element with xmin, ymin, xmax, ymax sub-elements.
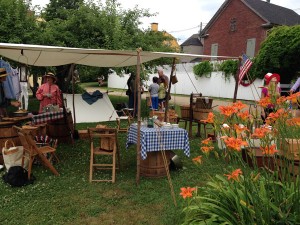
<box><xmin>36</xmin><ymin>72</ymin><xmax>63</xmax><ymax>113</ymax></box>
<box><xmin>261</xmin><ymin>73</ymin><xmax>281</xmax><ymax>122</ymax></box>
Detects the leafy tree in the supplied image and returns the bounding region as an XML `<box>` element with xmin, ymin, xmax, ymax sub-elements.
<box><xmin>254</xmin><ymin>25</ymin><xmax>300</xmax><ymax>83</ymax></box>
<box><xmin>0</xmin><ymin>0</ymin><xmax>36</xmax><ymax>43</ymax></box>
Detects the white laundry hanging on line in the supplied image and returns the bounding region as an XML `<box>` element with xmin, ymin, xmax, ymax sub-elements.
<box><xmin>19</xmin><ymin>82</ymin><xmax>29</xmax><ymax>110</ymax></box>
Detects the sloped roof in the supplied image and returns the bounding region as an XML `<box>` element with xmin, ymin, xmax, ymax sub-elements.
<box><xmin>181</xmin><ymin>34</ymin><xmax>203</xmax><ymax>47</ymax></box>
<box><xmin>201</xmin><ymin>0</ymin><xmax>300</xmax><ymax>35</ymax></box>
<box><xmin>244</xmin><ymin>0</ymin><xmax>300</xmax><ymax>25</ymax></box>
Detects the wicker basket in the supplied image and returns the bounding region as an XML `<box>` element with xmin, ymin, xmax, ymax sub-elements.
<box><xmin>193</xmin><ymin>108</ymin><xmax>212</xmax><ymax>121</ymax></box>
<box><xmin>149</xmin><ymin>111</ymin><xmax>178</xmax><ymax>123</ymax></box>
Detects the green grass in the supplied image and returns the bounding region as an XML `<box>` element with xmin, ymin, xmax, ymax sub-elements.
<box><xmin>0</xmin><ymin>95</ymin><xmax>229</xmax><ymax>225</ymax></box>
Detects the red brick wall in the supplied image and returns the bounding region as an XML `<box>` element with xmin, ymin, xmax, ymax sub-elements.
<box><xmin>203</xmin><ymin>0</ymin><xmax>268</xmax><ymax>57</ymax></box>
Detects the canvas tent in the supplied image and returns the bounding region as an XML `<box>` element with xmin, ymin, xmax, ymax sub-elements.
<box><xmin>64</xmin><ymin>93</ymin><xmax>118</xmax><ymax>123</ymax></box>
<box><xmin>0</xmin><ymin>43</ymin><xmax>235</xmax><ymax>67</ymax></box>
<box><xmin>0</xmin><ymin>42</ymin><xmax>237</xmax><ymax>186</ymax></box>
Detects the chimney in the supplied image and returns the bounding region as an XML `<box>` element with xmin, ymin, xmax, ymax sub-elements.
<box><xmin>151</xmin><ymin>23</ymin><xmax>158</xmax><ymax>32</ymax></box>
<box><xmin>266</xmin><ymin>0</ymin><xmax>270</xmax><ymax>3</ymax></box>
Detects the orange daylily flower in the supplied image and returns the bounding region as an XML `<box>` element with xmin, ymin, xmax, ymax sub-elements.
<box><xmin>251</xmin><ymin>127</ymin><xmax>271</xmax><ymax>139</ymax></box>
<box><xmin>201</xmin><ymin>112</ymin><xmax>214</xmax><ymax>123</ymax></box>
<box><xmin>219</xmin><ymin>105</ymin><xmax>236</xmax><ymax>117</ymax></box>
<box><xmin>232</xmin><ymin>101</ymin><xmax>247</xmax><ymax>111</ymax></box>
<box><xmin>201</xmin><ymin>146</ymin><xmax>214</xmax><ymax>153</ymax></box>
<box><xmin>201</xmin><ymin>137</ymin><xmax>212</xmax><ymax>145</ymax></box>
<box><xmin>287</xmin><ymin>117</ymin><xmax>300</xmax><ymax>126</ymax></box>
<box><xmin>237</xmin><ymin>111</ymin><xmax>250</xmax><ymax>121</ymax></box>
<box><xmin>260</xmin><ymin>144</ymin><xmax>278</xmax><ymax>155</ymax></box>
<box><xmin>286</xmin><ymin>92</ymin><xmax>300</xmax><ymax>102</ymax></box>
<box><xmin>276</xmin><ymin>96</ymin><xmax>287</xmax><ymax>105</ymax></box>
<box><xmin>258</xmin><ymin>96</ymin><xmax>271</xmax><ymax>108</ymax></box>
<box><xmin>223</xmin><ymin>137</ymin><xmax>248</xmax><ymax>151</ymax></box>
<box><xmin>234</xmin><ymin>124</ymin><xmax>249</xmax><ymax>134</ymax></box>
<box><xmin>225</xmin><ymin>168</ymin><xmax>242</xmax><ymax>181</ymax></box>
<box><xmin>180</xmin><ymin>187</ymin><xmax>196</xmax><ymax>199</ymax></box>
<box><xmin>192</xmin><ymin>156</ymin><xmax>203</xmax><ymax>165</ymax></box>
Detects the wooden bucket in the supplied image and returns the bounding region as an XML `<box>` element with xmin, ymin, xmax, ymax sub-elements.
<box><xmin>140</xmin><ymin>151</ymin><xmax>172</xmax><ymax>177</ymax></box>
<box><xmin>0</xmin><ymin>121</ymin><xmax>22</xmax><ymax>164</ymax></box>
<box><xmin>180</xmin><ymin>105</ymin><xmax>191</xmax><ymax>119</ymax></box>
<box><xmin>193</xmin><ymin>108</ymin><xmax>212</xmax><ymax>121</ymax></box>
<box><xmin>46</xmin><ymin>113</ymin><xmax>74</xmax><ymax>143</ymax></box>
<box><xmin>195</xmin><ymin>97</ymin><xmax>213</xmax><ymax>109</ymax></box>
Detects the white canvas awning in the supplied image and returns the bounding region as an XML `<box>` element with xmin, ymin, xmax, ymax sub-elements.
<box><xmin>0</xmin><ymin>43</ymin><xmax>237</xmax><ymax>67</ymax></box>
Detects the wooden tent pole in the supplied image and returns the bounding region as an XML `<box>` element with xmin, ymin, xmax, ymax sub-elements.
<box><xmin>233</xmin><ymin>56</ymin><xmax>242</xmax><ymax>103</ymax></box>
<box><xmin>164</xmin><ymin>58</ymin><xmax>176</xmax><ymax>122</ymax></box>
<box><xmin>136</xmin><ymin>48</ymin><xmax>142</xmax><ymax>185</ymax></box>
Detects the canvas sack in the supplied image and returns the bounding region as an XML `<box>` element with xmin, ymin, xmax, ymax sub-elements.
<box><xmin>2</xmin><ymin>140</ymin><xmax>28</xmax><ymax>170</ymax></box>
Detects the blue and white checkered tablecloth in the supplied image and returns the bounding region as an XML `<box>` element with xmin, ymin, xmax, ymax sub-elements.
<box><xmin>126</xmin><ymin>125</ymin><xmax>190</xmax><ymax>160</ymax></box>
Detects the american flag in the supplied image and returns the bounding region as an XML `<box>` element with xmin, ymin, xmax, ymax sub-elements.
<box><xmin>238</xmin><ymin>54</ymin><xmax>253</xmax><ymax>85</ymax></box>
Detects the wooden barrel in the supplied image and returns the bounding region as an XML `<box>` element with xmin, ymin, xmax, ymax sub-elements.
<box><xmin>46</xmin><ymin>113</ymin><xmax>74</xmax><ymax>143</ymax></box>
<box><xmin>140</xmin><ymin>151</ymin><xmax>172</xmax><ymax>177</ymax></box>
<box><xmin>193</xmin><ymin>108</ymin><xmax>212</xmax><ymax>121</ymax></box>
<box><xmin>0</xmin><ymin>121</ymin><xmax>22</xmax><ymax>164</ymax></box>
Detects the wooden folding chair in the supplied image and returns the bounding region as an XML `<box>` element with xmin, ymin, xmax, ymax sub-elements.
<box><xmin>88</xmin><ymin>127</ymin><xmax>119</xmax><ymax>183</ymax></box>
<box><xmin>116</xmin><ymin>116</ymin><xmax>132</xmax><ymax>133</ymax></box>
<box><xmin>17</xmin><ymin>130</ymin><xmax>59</xmax><ymax>179</ymax></box>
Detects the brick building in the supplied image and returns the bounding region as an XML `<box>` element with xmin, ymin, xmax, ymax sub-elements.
<box><xmin>183</xmin><ymin>0</ymin><xmax>300</xmax><ymax>58</ymax></box>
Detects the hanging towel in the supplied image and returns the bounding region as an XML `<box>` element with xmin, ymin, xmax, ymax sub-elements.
<box><xmin>81</xmin><ymin>90</ymin><xmax>103</xmax><ymax>105</ymax></box>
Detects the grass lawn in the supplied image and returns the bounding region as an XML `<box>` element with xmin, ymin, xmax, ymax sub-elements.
<box><xmin>0</xmin><ymin>94</ymin><xmax>229</xmax><ymax>225</ymax></box>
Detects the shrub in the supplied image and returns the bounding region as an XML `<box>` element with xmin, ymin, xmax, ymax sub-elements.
<box><xmin>193</xmin><ymin>61</ymin><xmax>213</xmax><ymax>78</ymax></box>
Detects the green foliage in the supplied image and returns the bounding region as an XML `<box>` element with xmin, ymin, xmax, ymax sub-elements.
<box><xmin>183</xmin><ymin>174</ymin><xmax>300</xmax><ymax>224</ymax></box>
<box><xmin>193</xmin><ymin>61</ymin><xmax>213</xmax><ymax>78</ymax></box>
<box><xmin>254</xmin><ymin>25</ymin><xmax>300</xmax><ymax>83</ymax></box>
<box><xmin>219</xmin><ymin>59</ymin><xmax>238</xmax><ymax>81</ymax></box>
<box><xmin>0</xmin><ymin>0</ymin><xmax>37</xmax><ymax>43</ymax></box>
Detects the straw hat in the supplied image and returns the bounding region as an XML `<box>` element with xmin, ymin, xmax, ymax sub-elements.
<box><xmin>43</xmin><ymin>72</ymin><xmax>57</xmax><ymax>81</ymax></box>
<box><xmin>0</xmin><ymin>68</ymin><xmax>8</xmax><ymax>78</ymax></box>
<box><xmin>264</xmin><ymin>73</ymin><xmax>280</xmax><ymax>85</ymax></box>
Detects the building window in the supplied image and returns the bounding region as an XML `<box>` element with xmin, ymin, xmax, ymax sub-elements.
<box><xmin>246</xmin><ymin>38</ymin><xmax>256</xmax><ymax>58</ymax></box>
<box><xmin>230</xmin><ymin>18</ymin><xmax>237</xmax><ymax>32</ymax></box>
<box><xmin>211</xmin><ymin>43</ymin><xmax>218</xmax><ymax>61</ymax></box>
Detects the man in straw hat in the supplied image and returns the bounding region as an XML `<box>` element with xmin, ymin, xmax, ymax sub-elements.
<box><xmin>36</xmin><ymin>72</ymin><xmax>63</xmax><ymax>113</ymax></box>
<box><xmin>0</xmin><ymin>68</ymin><xmax>21</xmax><ymax>117</ymax></box>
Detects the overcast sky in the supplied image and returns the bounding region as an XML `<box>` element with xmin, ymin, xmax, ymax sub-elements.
<box><xmin>31</xmin><ymin>0</ymin><xmax>300</xmax><ymax>44</ymax></box>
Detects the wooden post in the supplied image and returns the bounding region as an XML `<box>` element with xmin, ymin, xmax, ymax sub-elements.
<box><xmin>233</xmin><ymin>56</ymin><xmax>242</xmax><ymax>103</ymax></box>
<box><xmin>164</xmin><ymin>58</ymin><xmax>176</xmax><ymax>122</ymax></box>
<box><xmin>136</xmin><ymin>48</ymin><xmax>142</xmax><ymax>185</ymax></box>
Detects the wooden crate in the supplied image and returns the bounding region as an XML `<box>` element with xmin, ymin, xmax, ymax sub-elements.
<box><xmin>283</xmin><ymin>139</ymin><xmax>300</xmax><ymax>160</ymax></box>
<box><xmin>78</xmin><ymin>130</ymin><xmax>89</xmax><ymax>139</ymax></box>
<box><xmin>193</xmin><ymin>108</ymin><xmax>212</xmax><ymax>121</ymax></box>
